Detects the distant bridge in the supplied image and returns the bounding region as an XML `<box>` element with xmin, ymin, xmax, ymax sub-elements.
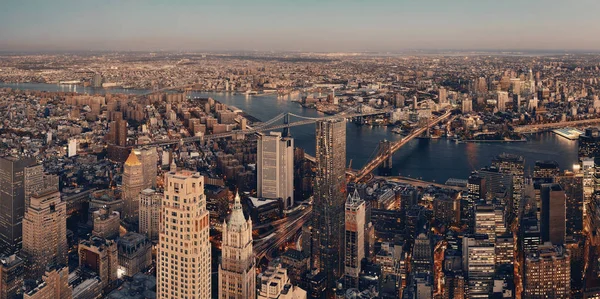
<box><xmin>145</xmin><ymin>105</ymin><xmax>392</xmax><ymax>146</ymax></box>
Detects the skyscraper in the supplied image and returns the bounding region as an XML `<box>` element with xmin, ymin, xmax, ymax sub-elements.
<box><xmin>257</xmin><ymin>132</ymin><xmax>294</xmax><ymax>209</ymax></box>
<box><xmin>492</xmin><ymin>153</ymin><xmax>525</xmax><ymax>215</ymax></box>
<box><xmin>540</xmin><ymin>184</ymin><xmax>566</xmax><ymax>245</ymax></box>
<box><xmin>22</xmin><ymin>189</ymin><xmax>67</xmax><ymax>279</ymax></box>
<box><xmin>122</xmin><ymin>150</ymin><xmax>144</xmax><ymax>221</ymax></box>
<box><xmin>556</xmin><ymin>172</ymin><xmax>584</xmax><ymax>238</ymax></box>
<box><xmin>218</xmin><ymin>192</ymin><xmax>255</xmax><ymax>299</ymax></box>
<box><xmin>312</xmin><ymin>119</ymin><xmax>346</xmax><ymax>295</ymax></box>
<box><xmin>412</xmin><ymin>233</ymin><xmax>433</xmax><ymax>276</ymax></box>
<box><xmin>475</xmin><ymin>203</ymin><xmax>496</xmax><ymax>242</ymax></box>
<box><xmin>344</xmin><ymin>190</ymin><xmax>365</xmax><ymax>289</ymax></box>
<box><xmin>523</xmin><ymin>243</ymin><xmax>570</xmax><ymax>299</ymax></box>
<box><xmin>0</xmin><ymin>156</ymin><xmax>36</xmax><ymax>252</ymax></box>
<box><xmin>23</xmin><ymin>164</ymin><xmax>43</xmax><ymax>209</ymax></box>
<box><xmin>134</xmin><ymin>147</ymin><xmax>158</xmax><ymax>189</ymax></box>
<box><xmin>138</xmin><ymin>189</ymin><xmax>161</xmax><ymax>242</ymax></box>
<box><xmin>533</xmin><ymin>160</ymin><xmax>560</xmax><ymax>180</ymax></box>
<box><xmin>463</xmin><ymin>235</ymin><xmax>495</xmax><ymax>298</ymax></box>
<box><xmin>157</xmin><ymin>170</ymin><xmax>211</xmax><ymax>299</ymax></box>
<box><xmin>497</xmin><ymin>91</ymin><xmax>508</xmax><ymax>112</ymax></box>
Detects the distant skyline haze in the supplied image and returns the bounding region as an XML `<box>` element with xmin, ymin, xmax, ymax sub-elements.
<box><xmin>1</xmin><ymin>0</ymin><xmax>600</xmax><ymax>52</ymax></box>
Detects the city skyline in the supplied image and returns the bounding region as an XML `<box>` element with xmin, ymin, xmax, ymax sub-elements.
<box><xmin>2</xmin><ymin>0</ymin><xmax>600</xmax><ymax>52</ymax></box>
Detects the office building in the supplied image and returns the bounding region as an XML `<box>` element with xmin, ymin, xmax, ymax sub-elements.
<box><xmin>556</xmin><ymin>172</ymin><xmax>584</xmax><ymax>238</ymax></box>
<box><xmin>0</xmin><ymin>254</ymin><xmax>24</xmax><ymax>299</ymax></box>
<box><xmin>578</xmin><ymin>127</ymin><xmax>600</xmax><ymax>159</ymax></box>
<box><xmin>497</xmin><ymin>91</ymin><xmax>508</xmax><ymax>112</ymax></box>
<box><xmin>257</xmin><ymin>263</ymin><xmax>307</xmax><ymax>299</ymax></box>
<box><xmin>495</xmin><ymin>234</ymin><xmax>514</xmax><ymax>266</ymax></box>
<box><xmin>475</xmin><ymin>203</ymin><xmax>496</xmax><ymax>243</ymax></box>
<box><xmin>79</xmin><ymin>236</ymin><xmax>118</xmax><ymax>290</ymax></box>
<box><xmin>122</xmin><ymin>150</ymin><xmax>144</xmax><ymax>221</ymax></box>
<box><xmin>23</xmin><ymin>265</ymin><xmax>71</xmax><ymax>299</ymax></box>
<box><xmin>533</xmin><ymin>160</ymin><xmax>560</xmax><ymax>180</ymax></box>
<box><xmin>257</xmin><ymin>132</ymin><xmax>294</xmax><ymax>209</ymax></box>
<box><xmin>413</xmin><ymin>233</ymin><xmax>433</xmax><ymax>276</ymax></box>
<box><xmin>138</xmin><ymin>189</ymin><xmax>161</xmax><ymax>242</ymax></box>
<box><xmin>523</xmin><ymin>243</ymin><xmax>570</xmax><ymax>299</ymax></box>
<box><xmin>492</xmin><ymin>153</ymin><xmax>525</xmax><ymax>215</ymax></box>
<box><xmin>133</xmin><ymin>147</ymin><xmax>158</xmax><ymax>189</ymax></box>
<box><xmin>0</xmin><ymin>156</ymin><xmax>36</xmax><ymax>251</ymax></box>
<box><xmin>157</xmin><ymin>170</ymin><xmax>211</xmax><ymax>299</ymax></box>
<box><xmin>463</xmin><ymin>235</ymin><xmax>495</xmax><ymax>298</ymax></box>
<box><xmin>581</xmin><ymin>157</ymin><xmax>595</xmax><ymax>219</ymax></box>
<box><xmin>540</xmin><ymin>184</ymin><xmax>566</xmax><ymax>245</ymax></box>
<box><xmin>22</xmin><ymin>189</ymin><xmax>67</xmax><ymax>280</ymax></box>
<box><xmin>218</xmin><ymin>192</ymin><xmax>255</xmax><ymax>299</ymax></box>
<box><xmin>23</xmin><ymin>164</ymin><xmax>43</xmax><ymax>209</ymax></box>
<box><xmin>117</xmin><ymin>232</ymin><xmax>152</xmax><ymax>278</ymax></box>
<box><xmin>312</xmin><ymin>119</ymin><xmax>346</xmax><ymax>294</ymax></box>
<box><xmin>344</xmin><ymin>190</ymin><xmax>366</xmax><ymax>289</ymax></box>
<box><xmin>92</xmin><ymin>207</ymin><xmax>120</xmax><ymax>240</ymax></box>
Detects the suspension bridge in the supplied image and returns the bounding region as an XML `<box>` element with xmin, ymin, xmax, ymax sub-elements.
<box><xmin>145</xmin><ymin>104</ymin><xmax>392</xmax><ymax>146</ymax></box>
<box><xmin>349</xmin><ymin>110</ymin><xmax>454</xmax><ymax>182</ymax></box>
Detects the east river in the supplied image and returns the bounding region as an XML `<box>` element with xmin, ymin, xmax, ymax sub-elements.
<box><xmin>0</xmin><ymin>82</ymin><xmax>579</xmax><ymax>183</ymax></box>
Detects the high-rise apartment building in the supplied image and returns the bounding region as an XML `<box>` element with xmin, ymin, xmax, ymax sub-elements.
<box><xmin>344</xmin><ymin>190</ymin><xmax>365</xmax><ymax>289</ymax></box>
<box><xmin>0</xmin><ymin>156</ymin><xmax>36</xmax><ymax>251</ymax></box>
<box><xmin>523</xmin><ymin>243</ymin><xmax>570</xmax><ymax>299</ymax></box>
<box><xmin>463</xmin><ymin>235</ymin><xmax>495</xmax><ymax>298</ymax></box>
<box><xmin>497</xmin><ymin>91</ymin><xmax>508</xmax><ymax>112</ymax></box>
<box><xmin>540</xmin><ymin>184</ymin><xmax>566</xmax><ymax>245</ymax></box>
<box><xmin>312</xmin><ymin>119</ymin><xmax>346</xmax><ymax>294</ymax></box>
<box><xmin>157</xmin><ymin>170</ymin><xmax>211</xmax><ymax>299</ymax></box>
<box><xmin>122</xmin><ymin>150</ymin><xmax>144</xmax><ymax>221</ymax></box>
<box><xmin>218</xmin><ymin>192</ymin><xmax>255</xmax><ymax>299</ymax></box>
<box><xmin>257</xmin><ymin>132</ymin><xmax>294</xmax><ymax>209</ymax></box>
<box><xmin>22</xmin><ymin>189</ymin><xmax>67</xmax><ymax>279</ymax></box>
<box><xmin>108</xmin><ymin>116</ymin><xmax>127</xmax><ymax>147</ymax></box>
<box><xmin>139</xmin><ymin>189</ymin><xmax>161</xmax><ymax>242</ymax></box>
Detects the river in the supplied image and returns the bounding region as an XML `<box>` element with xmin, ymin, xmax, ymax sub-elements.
<box><xmin>1</xmin><ymin>82</ymin><xmax>579</xmax><ymax>183</ymax></box>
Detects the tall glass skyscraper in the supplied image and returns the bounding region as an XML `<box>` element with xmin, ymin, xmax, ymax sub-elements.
<box><xmin>311</xmin><ymin>119</ymin><xmax>346</xmax><ymax>296</ymax></box>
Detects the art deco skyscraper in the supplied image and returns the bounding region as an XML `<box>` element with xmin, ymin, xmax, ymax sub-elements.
<box><xmin>257</xmin><ymin>132</ymin><xmax>294</xmax><ymax>209</ymax></box>
<box><xmin>157</xmin><ymin>170</ymin><xmax>211</xmax><ymax>299</ymax></box>
<box><xmin>312</xmin><ymin>119</ymin><xmax>346</xmax><ymax>295</ymax></box>
<box><xmin>22</xmin><ymin>189</ymin><xmax>67</xmax><ymax>279</ymax></box>
<box><xmin>122</xmin><ymin>150</ymin><xmax>144</xmax><ymax>221</ymax></box>
<box><xmin>344</xmin><ymin>190</ymin><xmax>365</xmax><ymax>289</ymax></box>
<box><xmin>218</xmin><ymin>192</ymin><xmax>255</xmax><ymax>299</ymax></box>
<box><xmin>0</xmin><ymin>156</ymin><xmax>36</xmax><ymax>252</ymax></box>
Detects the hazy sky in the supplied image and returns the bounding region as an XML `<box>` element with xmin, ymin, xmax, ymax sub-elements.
<box><xmin>2</xmin><ymin>0</ymin><xmax>600</xmax><ymax>52</ymax></box>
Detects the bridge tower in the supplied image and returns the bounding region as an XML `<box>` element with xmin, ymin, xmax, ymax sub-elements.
<box><xmin>282</xmin><ymin>113</ymin><xmax>291</xmax><ymax>137</ymax></box>
<box><xmin>377</xmin><ymin>140</ymin><xmax>393</xmax><ymax>176</ymax></box>
<box><xmin>356</xmin><ymin>104</ymin><xmax>365</xmax><ymax>125</ymax></box>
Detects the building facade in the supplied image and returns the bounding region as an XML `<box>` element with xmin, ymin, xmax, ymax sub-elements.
<box><xmin>122</xmin><ymin>150</ymin><xmax>144</xmax><ymax>221</ymax></box>
<box><xmin>344</xmin><ymin>190</ymin><xmax>365</xmax><ymax>289</ymax></box>
<box><xmin>257</xmin><ymin>132</ymin><xmax>294</xmax><ymax>209</ymax></box>
<box><xmin>312</xmin><ymin>119</ymin><xmax>346</xmax><ymax>295</ymax></box>
<box><xmin>523</xmin><ymin>243</ymin><xmax>570</xmax><ymax>298</ymax></box>
<box><xmin>22</xmin><ymin>189</ymin><xmax>67</xmax><ymax>280</ymax></box>
<box><xmin>157</xmin><ymin>170</ymin><xmax>211</xmax><ymax>299</ymax></box>
<box><xmin>218</xmin><ymin>192</ymin><xmax>255</xmax><ymax>299</ymax></box>
<box><xmin>139</xmin><ymin>188</ymin><xmax>161</xmax><ymax>242</ymax></box>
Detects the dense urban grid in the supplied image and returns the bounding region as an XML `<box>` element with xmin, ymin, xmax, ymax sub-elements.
<box><xmin>1</xmin><ymin>51</ymin><xmax>600</xmax><ymax>299</ymax></box>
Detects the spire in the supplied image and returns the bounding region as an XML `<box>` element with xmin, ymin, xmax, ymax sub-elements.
<box><xmin>125</xmin><ymin>149</ymin><xmax>141</xmax><ymax>166</ymax></box>
<box><xmin>346</xmin><ymin>189</ymin><xmax>362</xmax><ymax>205</ymax></box>
<box><xmin>227</xmin><ymin>191</ymin><xmax>247</xmax><ymax>228</ymax></box>
<box><xmin>170</xmin><ymin>158</ymin><xmax>177</xmax><ymax>172</ymax></box>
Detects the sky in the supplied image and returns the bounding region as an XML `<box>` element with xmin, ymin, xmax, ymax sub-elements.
<box><xmin>1</xmin><ymin>0</ymin><xmax>600</xmax><ymax>52</ymax></box>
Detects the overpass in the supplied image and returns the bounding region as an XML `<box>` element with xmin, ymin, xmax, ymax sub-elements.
<box><xmin>513</xmin><ymin>117</ymin><xmax>600</xmax><ymax>133</ymax></box>
<box><xmin>351</xmin><ymin>110</ymin><xmax>454</xmax><ymax>182</ymax></box>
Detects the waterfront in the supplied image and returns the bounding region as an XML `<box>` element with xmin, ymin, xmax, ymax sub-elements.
<box><xmin>0</xmin><ymin>82</ymin><xmax>579</xmax><ymax>183</ymax></box>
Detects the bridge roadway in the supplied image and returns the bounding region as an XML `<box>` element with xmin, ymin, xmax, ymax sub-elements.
<box><xmin>513</xmin><ymin>117</ymin><xmax>600</xmax><ymax>133</ymax></box>
<box><xmin>144</xmin><ymin>109</ymin><xmax>391</xmax><ymax>146</ymax></box>
<box><xmin>375</xmin><ymin>176</ymin><xmax>466</xmax><ymax>191</ymax></box>
<box><xmin>353</xmin><ymin>110</ymin><xmax>453</xmax><ymax>182</ymax></box>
